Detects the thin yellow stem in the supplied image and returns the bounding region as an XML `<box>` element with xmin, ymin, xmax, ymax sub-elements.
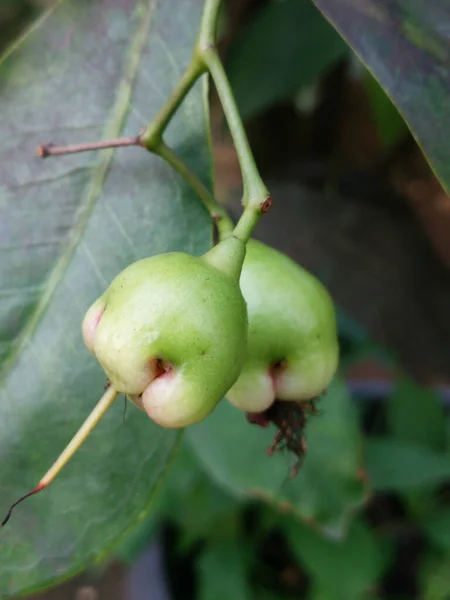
<box><xmin>1</xmin><ymin>386</ymin><xmax>120</xmax><ymax>528</ymax></box>
<box><xmin>40</xmin><ymin>386</ymin><xmax>119</xmax><ymax>486</ymax></box>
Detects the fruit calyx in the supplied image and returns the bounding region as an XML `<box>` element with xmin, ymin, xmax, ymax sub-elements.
<box><xmin>246</xmin><ymin>397</ymin><xmax>321</xmax><ymax>477</ymax></box>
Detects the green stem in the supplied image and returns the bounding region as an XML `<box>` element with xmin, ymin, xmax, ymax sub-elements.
<box><xmin>201</xmin><ymin>49</ymin><xmax>269</xmax><ymax>211</ymax></box>
<box><xmin>143</xmin><ymin>0</ymin><xmax>270</xmax><ymax>244</ymax></box>
<box><xmin>35</xmin><ymin>0</ymin><xmax>269</xmax><ymax>245</ymax></box>
<box><xmin>139</xmin><ymin>1</ymin><xmax>236</xmax><ymax>240</ymax></box>
<box><xmin>155</xmin><ymin>142</ymin><xmax>233</xmax><ymax>238</ymax></box>
<box><xmin>231</xmin><ymin>207</ymin><xmax>261</xmax><ymax>243</ymax></box>
<box><xmin>140</xmin><ymin>57</ymin><xmax>206</xmax><ymax>149</ymax></box>
<box><xmin>48</xmin><ymin>0</ymin><xmax>270</xmax><ymax>245</ymax></box>
<box><xmin>198</xmin><ymin>0</ymin><xmax>222</xmax><ymax>49</ymax></box>
<box><xmin>140</xmin><ymin>0</ymin><xmax>222</xmax><ymax>149</ymax></box>
<box><xmin>196</xmin><ymin>0</ymin><xmax>270</xmax><ymax>243</ymax></box>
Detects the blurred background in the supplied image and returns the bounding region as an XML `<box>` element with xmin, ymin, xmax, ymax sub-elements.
<box><xmin>2</xmin><ymin>0</ymin><xmax>450</xmax><ymax>598</ymax></box>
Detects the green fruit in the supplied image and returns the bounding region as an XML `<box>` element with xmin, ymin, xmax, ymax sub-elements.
<box><xmin>226</xmin><ymin>239</ymin><xmax>339</xmax><ymax>412</ymax></box>
<box><xmin>82</xmin><ymin>237</ymin><xmax>248</xmax><ymax>428</ymax></box>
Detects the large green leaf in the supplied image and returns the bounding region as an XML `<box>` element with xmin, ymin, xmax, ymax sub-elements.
<box><xmin>226</xmin><ymin>0</ymin><xmax>348</xmax><ymax>120</ymax></box>
<box><xmin>188</xmin><ymin>379</ymin><xmax>369</xmax><ymax>538</ymax></box>
<box><xmin>284</xmin><ymin>518</ymin><xmax>389</xmax><ymax>600</ymax></box>
<box><xmin>385</xmin><ymin>378</ymin><xmax>447</xmax><ymax>525</ymax></box>
<box><xmin>421</xmin><ymin>508</ymin><xmax>450</xmax><ymax>551</ymax></box>
<box><xmin>115</xmin><ymin>442</ymin><xmax>240</xmax><ymax>563</ymax></box>
<box><xmin>363</xmin><ymin>70</ymin><xmax>407</xmax><ymax>149</ymax></box>
<box><xmin>0</xmin><ymin>0</ymin><xmax>212</xmax><ymax>596</ymax></box>
<box><xmin>366</xmin><ymin>438</ymin><xmax>450</xmax><ymax>490</ymax></box>
<box><xmin>419</xmin><ymin>550</ymin><xmax>450</xmax><ymax>600</ymax></box>
<box><xmin>197</xmin><ymin>539</ymin><xmax>252</xmax><ymax>600</ymax></box>
<box><xmin>311</xmin><ymin>0</ymin><xmax>450</xmax><ymax>192</ymax></box>
<box><xmin>386</xmin><ymin>377</ymin><xmax>446</xmax><ymax>452</ymax></box>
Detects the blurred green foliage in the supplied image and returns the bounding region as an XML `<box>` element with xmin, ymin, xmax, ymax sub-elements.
<box><xmin>110</xmin><ymin>361</ymin><xmax>450</xmax><ymax>600</ymax></box>
<box><xmin>1</xmin><ymin>0</ymin><xmax>449</xmax><ymax>598</ymax></box>
<box><xmin>114</xmin><ymin>359</ymin><xmax>450</xmax><ymax>599</ymax></box>
<box><xmin>225</xmin><ymin>0</ymin><xmax>348</xmax><ymax>120</ymax></box>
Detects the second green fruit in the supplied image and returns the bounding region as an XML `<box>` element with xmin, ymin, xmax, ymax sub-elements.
<box><xmin>226</xmin><ymin>239</ymin><xmax>339</xmax><ymax>413</ymax></box>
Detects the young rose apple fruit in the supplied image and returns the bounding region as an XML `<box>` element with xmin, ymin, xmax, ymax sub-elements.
<box><xmin>82</xmin><ymin>237</ymin><xmax>248</xmax><ymax>428</ymax></box>
<box><xmin>226</xmin><ymin>239</ymin><xmax>339</xmax><ymax>413</ymax></box>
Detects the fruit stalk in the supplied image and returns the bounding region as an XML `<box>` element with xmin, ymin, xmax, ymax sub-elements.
<box><xmin>200</xmin><ymin>48</ymin><xmax>269</xmax><ymax>213</ymax></box>
<box><xmin>1</xmin><ymin>386</ymin><xmax>119</xmax><ymax>527</ymax></box>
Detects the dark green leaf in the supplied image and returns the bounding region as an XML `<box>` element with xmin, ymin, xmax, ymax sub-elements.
<box><xmin>0</xmin><ymin>1</ymin><xmax>212</xmax><ymax>595</ymax></box>
<box><xmin>385</xmin><ymin>378</ymin><xmax>447</xmax><ymax>520</ymax></box>
<box><xmin>311</xmin><ymin>0</ymin><xmax>450</xmax><ymax>193</ymax></box>
<box><xmin>114</xmin><ymin>505</ymin><xmax>161</xmax><ymax>567</ymax></box>
<box><xmin>115</xmin><ymin>442</ymin><xmax>239</xmax><ymax>563</ymax></box>
<box><xmin>285</xmin><ymin>518</ymin><xmax>388</xmax><ymax>600</ymax></box>
<box><xmin>251</xmin><ymin>592</ymin><xmax>284</xmax><ymax>600</ymax></box>
<box><xmin>386</xmin><ymin>377</ymin><xmax>446</xmax><ymax>452</ymax></box>
<box><xmin>419</xmin><ymin>549</ymin><xmax>450</xmax><ymax>600</ymax></box>
<box><xmin>226</xmin><ymin>0</ymin><xmax>348</xmax><ymax>120</ymax></box>
<box><xmin>188</xmin><ymin>379</ymin><xmax>369</xmax><ymax>538</ymax></box>
<box><xmin>307</xmin><ymin>583</ymin><xmax>331</xmax><ymax>600</ymax></box>
<box><xmin>364</xmin><ymin>70</ymin><xmax>407</xmax><ymax>148</ymax></box>
<box><xmin>159</xmin><ymin>442</ymin><xmax>241</xmax><ymax>551</ymax></box>
<box><xmin>197</xmin><ymin>539</ymin><xmax>252</xmax><ymax>600</ymax></box>
<box><xmin>366</xmin><ymin>438</ymin><xmax>450</xmax><ymax>491</ymax></box>
<box><xmin>421</xmin><ymin>509</ymin><xmax>450</xmax><ymax>551</ymax></box>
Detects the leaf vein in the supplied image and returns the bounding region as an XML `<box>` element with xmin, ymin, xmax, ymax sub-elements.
<box><xmin>0</xmin><ymin>0</ymin><xmax>158</xmax><ymax>384</ymax></box>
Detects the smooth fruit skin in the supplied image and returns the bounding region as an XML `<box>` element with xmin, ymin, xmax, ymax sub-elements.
<box><xmin>82</xmin><ymin>240</ymin><xmax>247</xmax><ymax>428</ymax></box>
<box><xmin>226</xmin><ymin>239</ymin><xmax>339</xmax><ymax>412</ymax></box>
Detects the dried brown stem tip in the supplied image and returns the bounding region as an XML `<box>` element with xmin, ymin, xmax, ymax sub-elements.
<box><xmin>260</xmin><ymin>196</ymin><xmax>273</xmax><ymax>213</ymax></box>
<box><xmin>36</xmin><ymin>136</ymin><xmax>141</xmax><ymax>158</ymax></box>
<box><xmin>246</xmin><ymin>398</ymin><xmax>319</xmax><ymax>478</ymax></box>
<box><xmin>1</xmin><ymin>483</ymin><xmax>45</xmax><ymax>528</ymax></box>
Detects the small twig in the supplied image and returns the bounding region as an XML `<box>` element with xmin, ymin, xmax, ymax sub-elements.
<box><xmin>35</xmin><ymin>0</ymin><xmax>269</xmax><ymax>245</ymax></box>
<box><xmin>36</xmin><ymin>132</ymin><xmax>234</xmax><ymax>239</ymax></box>
<box><xmin>36</xmin><ymin>136</ymin><xmax>142</xmax><ymax>158</ymax></box>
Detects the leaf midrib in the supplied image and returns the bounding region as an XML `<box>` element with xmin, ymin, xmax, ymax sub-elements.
<box><xmin>0</xmin><ymin>0</ymin><xmax>158</xmax><ymax>384</ymax></box>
